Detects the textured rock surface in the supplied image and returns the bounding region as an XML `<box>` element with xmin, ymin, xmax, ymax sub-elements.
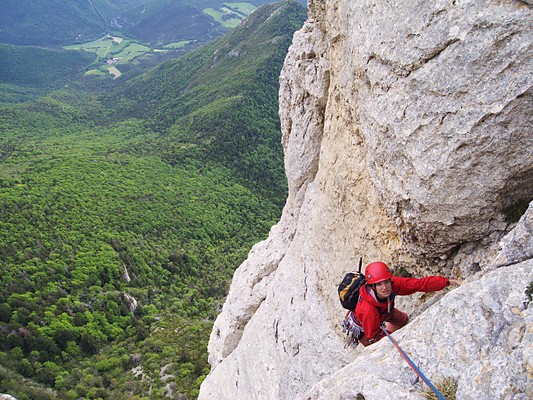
<box><xmin>492</xmin><ymin>202</ymin><xmax>533</xmax><ymax>268</ymax></box>
<box><xmin>353</xmin><ymin>0</ymin><xmax>533</xmax><ymax>260</ymax></box>
<box><xmin>302</xmin><ymin>260</ymin><xmax>533</xmax><ymax>400</ymax></box>
<box><xmin>199</xmin><ymin>0</ymin><xmax>533</xmax><ymax>399</ymax></box>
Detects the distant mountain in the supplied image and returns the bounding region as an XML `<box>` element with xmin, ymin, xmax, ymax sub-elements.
<box><xmin>0</xmin><ymin>0</ymin><xmax>306</xmax><ymax>47</ymax></box>
<box><xmin>118</xmin><ymin>0</ymin><xmax>305</xmax><ymax>45</ymax></box>
<box><xmin>0</xmin><ymin>0</ymin><xmax>149</xmax><ymax>46</ymax></box>
<box><xmin>109</xmin><ymin>0</ymin><xmax>307</xmax><ymax>203</ymax></box>
<box><xmin>119</xmin><ymin>0</ymin><xmax>226</xmax><ymax>45</ymax></box>
<box><xmin>0</xmin><ymin>0</ymin><xmax>307</xmax><ymax>104</ymax></box>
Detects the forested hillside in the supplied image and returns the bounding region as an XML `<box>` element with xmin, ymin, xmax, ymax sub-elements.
<box><xmin>0</xmin><ymin>0</ymin><xmax>306</xmax><ymax>104</ymax></box>
<box><xmin>0</xmin><ymin>1</ymin><xmax>307</xmax><ymax>399</ymax></box>
<box><xmin>0</xmin><ymin>44</ymin><xmax>96</xmax><ymax>103</ymax></box>
<box><xmin>109</xmin><ymin>0</ymin><xmax>306</xmax><ymax>204</ymax></box>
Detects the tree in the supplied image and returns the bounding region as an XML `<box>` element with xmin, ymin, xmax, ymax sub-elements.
<box><xmin>0</xmin><ymin>303</ymin><xmax>12</xmax><ymax>322</ymax></box>
<box><xmin>80</xmin><ymin>333</ymin><xmax>98</xmax><ymax>355</ymax></box>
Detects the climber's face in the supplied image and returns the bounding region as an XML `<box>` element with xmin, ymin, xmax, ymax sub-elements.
<box><xmin>374</xmin><ymin>279</ymin><xmax>392</xmax><ymax>300</ymax></box>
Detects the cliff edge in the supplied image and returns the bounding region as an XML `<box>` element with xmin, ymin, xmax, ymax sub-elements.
<box><xmin>199</xmin><ymin>1</ymin><xmax>533</xmax><ymax>399</ymax></box>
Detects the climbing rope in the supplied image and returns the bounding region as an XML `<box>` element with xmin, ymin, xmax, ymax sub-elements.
<box><xmin>381</xmin><ymin>325</ymin><xmax>445</xmax><ymax>400</ymax></box>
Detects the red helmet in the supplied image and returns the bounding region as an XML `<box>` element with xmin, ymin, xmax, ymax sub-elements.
<box><xmin>365</xmin><ymin>261</ymin><xmax>393</xmax><ymax>284</ymax></box>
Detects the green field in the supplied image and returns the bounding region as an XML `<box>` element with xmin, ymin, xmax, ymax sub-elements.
<box><xmin>203</xmin><ymin>2</ymin><xmax>256</xmax><ymax>28</ymax></box>
<box><xmin>65</xmin><ymin>35</ymin><xmax>152</xmax><ymax>78</ymax></box>
<box><xmin>111</xmin><ymin>42</ymin><xmax>151</xmax><ymax>61</ymax></box>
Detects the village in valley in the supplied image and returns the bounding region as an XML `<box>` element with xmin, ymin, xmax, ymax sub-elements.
<box><xmin>63</xmin><ymin>3</ymin><xmax>257</xmax><ymax>80</ymax></box>
<box><xmin>64</xmin><ymin>34</ymin><xmax>190</xmax><ymax>79</ymax></box>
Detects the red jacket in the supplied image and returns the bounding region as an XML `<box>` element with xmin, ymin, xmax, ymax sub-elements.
<box><xmin>354</xmin><ymin>275</ymin><xmax>450</xmax><ymax>341</ymax></box>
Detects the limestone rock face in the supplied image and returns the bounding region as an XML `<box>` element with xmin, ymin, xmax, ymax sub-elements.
<box><xmin>198</xmin><ymin>0</ymin><xmax>533</xmax><ymax>399</ymax></box>
<box><xmin>492</xmin><ymin>202</ymin><xmax>533</xmax><ymax>268</ymax></box>
<box><xmin>352</xmin><ymin>0</ymin><xmax>533</xmax><ymax>259</ymax></box>
<box><xmin>302</xmin><ymin>260</ymin><xmax>533</xmax><ymax>400</ymax></box>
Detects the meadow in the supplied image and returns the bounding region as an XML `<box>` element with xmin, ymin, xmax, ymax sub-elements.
<box><xmin>203</xmin><ymin>2</ymin><xmax>257</xmax><ymax>28</ymax></box>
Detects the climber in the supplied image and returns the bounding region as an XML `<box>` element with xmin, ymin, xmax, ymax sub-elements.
<box><xmin>354</xmin><ymin>261</ymin><xmax>462</xmax><ymax>347</ymax></box>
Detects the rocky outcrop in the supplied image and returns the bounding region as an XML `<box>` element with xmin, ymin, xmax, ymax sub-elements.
<box><xmin>492</xmin><ymin>202</ymin><xmax>533</xmax><ymax>268</ymax></box>
<box><xmin>199</xmin><ymin>0</ymin><xmax>533</xmax><ymax>399</ymax></box>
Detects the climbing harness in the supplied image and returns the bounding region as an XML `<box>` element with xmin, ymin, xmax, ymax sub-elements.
<box><xmin>381</xmin><ymin>324</ymin><xmax>445</xmax><ymax>400</ymax></box>
<box><xmin>341</xmin><ymin>311</ymin><xmax>363</xmax><ymax>348</ymax></box>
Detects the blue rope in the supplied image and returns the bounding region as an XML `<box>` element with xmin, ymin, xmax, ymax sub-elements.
<box><xmin>381</xmin><ymin>325</ymin><xmax>445</xmax><ymax>400</ymax></box>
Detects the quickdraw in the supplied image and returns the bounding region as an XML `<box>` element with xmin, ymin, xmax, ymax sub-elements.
<box><xmin>341</xmin><ymin>311</ymin><xmax>364</xmax><ymax>348</ymax></box>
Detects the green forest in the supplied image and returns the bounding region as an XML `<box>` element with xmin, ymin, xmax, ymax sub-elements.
<box><xmin>0</xmin><ymin>1</ymin><xmax>307</xmax><ymax>399</ymax></box>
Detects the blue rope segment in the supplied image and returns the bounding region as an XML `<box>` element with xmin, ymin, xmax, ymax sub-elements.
<box><xmin>381</xmin><ymin>325</ymin><xmax>446</xmax><ymax>400</ymax></box>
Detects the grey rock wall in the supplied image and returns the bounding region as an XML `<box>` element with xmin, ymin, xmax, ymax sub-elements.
<box><xmin>352</xmin><ymin>0</ymin><xmax>533</xmax><ymax>259</ymax></box>
<box><xmin>199</xmin><ymin>1</ymin><xmax>533</xmax><ymax>399</ymax></box>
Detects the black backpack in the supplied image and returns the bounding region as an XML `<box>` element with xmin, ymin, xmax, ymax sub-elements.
<box><xmin>338</xmin><ymin>258</ymin><xmax>366</xmax><ymax>310</ymax></box>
